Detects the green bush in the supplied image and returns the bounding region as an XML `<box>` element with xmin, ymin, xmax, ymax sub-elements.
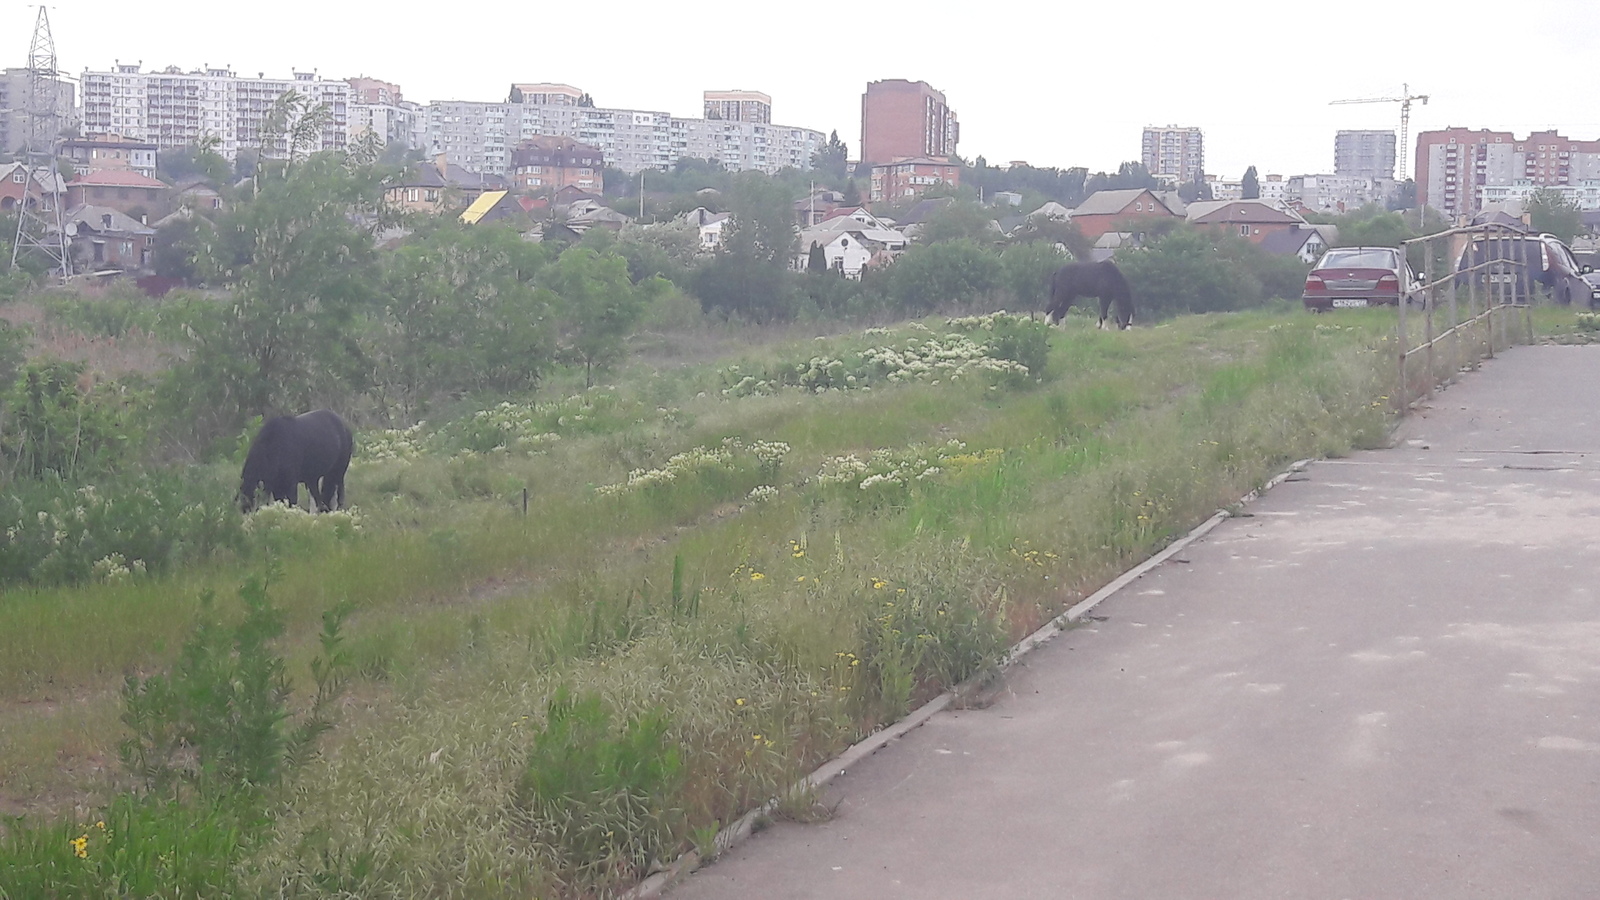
<box><xmin>0</xmin><ymin>469</ymin><xmax>243</xmax><ymax>588</ymax></box>
<box><xmin>513</xmin><ymin>688</ymin><xmax>685</xmax><ymax>883</ymax></box>
<box><xmin>119</xmin><ymin>571</ymin><xmax>351</xmax><ymax>798</ymax></box>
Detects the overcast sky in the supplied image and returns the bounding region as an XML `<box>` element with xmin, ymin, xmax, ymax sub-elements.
<box><xmin>28</xmin><ymin>0</ymin><xmax>1600</xmax><ymax>180</ymax></box>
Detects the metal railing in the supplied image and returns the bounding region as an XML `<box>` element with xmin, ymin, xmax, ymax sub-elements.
<box><xmin>1394</xmin><ymin>222</ymin><xmax>1533</xmax><ymax>412</ymax></box>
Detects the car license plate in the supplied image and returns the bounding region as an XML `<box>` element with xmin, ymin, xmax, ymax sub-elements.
<box><xmin>1489</xmin><ymin>274</ymin><xmax>1513</xmax><ymax>283</ymax></box>
<box><xmin>1332</xmin><ymin>298</ymin><xmax>1368</xmax><ymax>308</ymax></box>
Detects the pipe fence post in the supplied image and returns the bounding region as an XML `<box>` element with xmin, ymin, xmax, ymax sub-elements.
<box><xmin>1424</xmin><ymin>247</ymin><xmax>1436</xmax><ymax>399</ymax></box>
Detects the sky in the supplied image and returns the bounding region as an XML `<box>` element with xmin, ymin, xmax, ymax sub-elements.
<box><xmin>19</xmin><ymin>0</ymin><xmax>1600</xmax><ymax>180</ymax></box>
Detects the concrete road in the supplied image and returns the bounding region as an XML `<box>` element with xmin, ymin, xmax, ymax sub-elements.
<box><xmin>673</xmin><ymin>345</ymin><xmax>1600</xmax><ymax>900</ymax></box>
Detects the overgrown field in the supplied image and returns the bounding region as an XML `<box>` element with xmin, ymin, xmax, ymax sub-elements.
<box><xmin>0</xmin><ymin>308</ymin><xmax>1400</xmax><ymax>898</ymax></box>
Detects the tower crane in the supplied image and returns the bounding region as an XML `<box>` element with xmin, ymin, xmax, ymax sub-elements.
<box><xmin>1329</xmin><ymin>83</ymin><xmax>1429</xmax><ymax>181</ymax></box>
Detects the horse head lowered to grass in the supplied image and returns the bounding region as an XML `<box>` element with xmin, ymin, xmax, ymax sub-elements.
<box><xmin>238</xmin><ymin>409</ymin><xmax>353</xmax><ymax>513</ymax></box>
<box><xmin>1043</xmin><ymin>260</ymin><xmax>1135</xmax><ymax>330</ymax></box>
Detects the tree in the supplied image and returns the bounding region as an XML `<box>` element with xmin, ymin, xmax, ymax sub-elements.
<box><xmin>1117</xmin><ymin>226</ymin><xmax>1261</xmax><ymax>318</ymax></box>
<box><xmin>1085</xmin><ymin>161</ymin><xmax>1160</xmax><ymax>196</ymax></box>
<box><xmin>166</xmin><ymin>153</ymin><xmax>385</xmax><ymax>433</ymax></box>
<box><xmin>887</xmin><ymin>240</ymin><xmax>1003</xmax><ymax>313</ymax></box>
<box><xmin>1528</xmin><ymin>188</ymin><xmax>1583</xmax><ymax>245</ymax></box>
<box><xmin>543</xmin><ymin>248</ymin><xmax>665</xmax><ymax>386</ymax></box>
<box><xmin>807</xmin><ymin>241</ymin><xmax>828</xmax><ymax>274</ymax></box>
<box><xmin>842</xmin><ymin>178</ymin><xmax>861</xmax><ymax>206</ymax></box>
<box><xmin>1332</xmin><ymin>205</ymin><xmax>1412</xmax><ymax>248</ymax></box>
<box><xmin>919</xmin><ymin>200</ymin><xmax>1000</xmax><ymax>245</ymax></box>
<box><xmin>1000</xmin><ymin>242</ymin><xmax>1067</xmax><ymax>309</ymax></box>
<box><xmin>1178</xmin><ymin>177</ymin><xmax>1213</xmax><ymax>203</ymax></box>
<box><xmin>577</xmin><ymin>93</ymin><xmax>595</xmax><ymax>108</ymax></box>
<box><xmin>378</xmin><ymin>223</ymin><xmax>556</xmax><ymax>414</ymax></box>
<box><xmin>1387</xmin><ymin>179</ymin><xmax>1417</xmax><ymax>211</ymax></box>
<box><xmin>811</xmin><ymin>130</ymin><xmax>849</xmax><ymax>184</ymax></box>
<box><xmin>1241</xmin><ymin>166</ymin><xmax>1260</xmax><ymax>200</ymax></box>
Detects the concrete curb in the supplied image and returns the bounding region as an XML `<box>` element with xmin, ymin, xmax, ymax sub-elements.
<box><xmin>628</xmin><ymin>457</ymin><xmax>1316</xmax><ymax>899</ymax></box>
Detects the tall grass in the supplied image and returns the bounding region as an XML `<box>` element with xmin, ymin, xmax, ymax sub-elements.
<box><xmin>1</xmin><ymin>309</ymin><xmax>1398</xmax><ymax>897</ymax></box>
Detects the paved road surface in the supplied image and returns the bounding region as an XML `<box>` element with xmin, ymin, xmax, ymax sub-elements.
<box><xmin>673</xmin><ymin>344</ymin><xmax>1600</xmax><ymax>900</ymax></box>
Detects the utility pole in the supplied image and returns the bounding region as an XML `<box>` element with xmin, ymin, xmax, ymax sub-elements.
<box><xmin>10</xmin><ymin>7</ymin><xmax>72</xmax><ymax>278</ymax></box>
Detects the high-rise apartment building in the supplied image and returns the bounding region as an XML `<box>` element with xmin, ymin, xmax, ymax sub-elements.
<box><xmin>859</xmin><ymin>79</ymin><xmax>958</xmax><ymax>165</ymax></box>
<box><xmin>1416</xmin><ymin>127</ymin><xmax>1600</xmax><ymax>219</ymax></box>
<box><xmin>1334</xmin><ymin>130</ymin><xmax>1397</xmax><ymax>179</ymax></box>
<box><xmin>425</xmin><ymin>89</ymin><xmax>824</xmax><ymax>176</ymax></box>
<box><xmin>79</xmin><ymin>63</ymin><xmax>349</xmax><ymax>160</ymax></box>
<box><xmin>0</xmin><ymin>67</ymin><xmax>77</xmax><ymax>155</ymax></box>
<box><xmin>1141</xmin><ymin>125</ymin><xmax>1205</xmax><ymax>184</ymax></box>
<box><xmin>508</xmin><ymin>83</ymin><xmax>584</xmax><ymax>106</ymax></box>
<box><xmin>703</xmin><ymin>90</ymin><xmax>771</xmax><ymax>124</ymax></box>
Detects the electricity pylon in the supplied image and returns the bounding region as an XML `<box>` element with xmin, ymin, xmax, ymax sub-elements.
<box><xmin>10</xmin><ymin>7</ymin><xmax>72</xmax><ymax>278</ymax></box>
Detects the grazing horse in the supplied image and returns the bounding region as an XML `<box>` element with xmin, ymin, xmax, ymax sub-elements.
<box><xmin>1044</xmin><ymin>260</ymin><xmax>1135</xmax><ymax>330</ymax></box>
<box><xmin>238</xmin><ymin>409</ymin><xmax>353</xmax><ymax>513</ymax></box>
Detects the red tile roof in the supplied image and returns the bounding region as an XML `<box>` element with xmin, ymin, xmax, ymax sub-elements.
<box><xmin>68</xmin><ymin>170</ymin><xmax>168</xmax><ymax>189</ymax></box>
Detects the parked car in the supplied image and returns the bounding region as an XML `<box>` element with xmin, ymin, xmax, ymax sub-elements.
<box><xmin>1455</xmin><ymin>232</ymin><xmax>1590</xmax><ymax>306</ymax></box>
<box><xmin>1581</xmin><ymin>270</ymin><xmax>1600</xmax><ymax>309</ymax></box>
<box><xmin>1302</xmin><ymin>246</ymin><xmax>1420</xmax><ymax>311</ymax></box>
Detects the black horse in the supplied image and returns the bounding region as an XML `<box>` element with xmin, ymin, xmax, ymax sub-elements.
<box><xmin>1043</xmin><ymin>260</ymin><xmax>1135</xmax><ymax>330</ymax></box>
<box><xmin>239</xmin><ymin>409</ymin><xmax>353</xmax><ymax>513</ymax></box>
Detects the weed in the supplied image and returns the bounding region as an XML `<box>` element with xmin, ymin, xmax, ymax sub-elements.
<box><xmin>513</xmin><ymin>687</ymin><xmax>685</xmax><ymax>884</ymax></box>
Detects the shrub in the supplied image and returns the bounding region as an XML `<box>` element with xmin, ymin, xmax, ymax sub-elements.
<box><xmin>512</xmin><ymin>688</ymin><xmax>685</xmax><ymax>883</ymax></box>
<box><xmin>119</xmin><ymin>571</ymin><xmax>351</xmax><ymax>798</ymax></box>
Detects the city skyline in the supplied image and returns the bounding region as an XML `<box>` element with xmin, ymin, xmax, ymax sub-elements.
<box><xmin>17</xmin><ymin>0</ymin><xmax>1598</xmax><ymax>181</ymax></box>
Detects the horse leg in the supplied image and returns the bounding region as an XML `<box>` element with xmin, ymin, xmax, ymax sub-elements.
<box><xmin>1097</xmin><ymin>293</ymin><xmax>1111</xmax><ymax>330</ymax></box>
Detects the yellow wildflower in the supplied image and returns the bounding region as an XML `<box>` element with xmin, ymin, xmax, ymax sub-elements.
<box><xmin>735</xmin><ymin>698</ymin><xmax>746</xmax><ymax>706</ymax></box>
<box><xmin>70</xmin><ymin>834</ymin><xmax>88</xmax><ymax>858</ymax></box>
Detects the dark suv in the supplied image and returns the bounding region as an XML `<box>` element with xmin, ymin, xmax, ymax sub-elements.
<box><xmin>1456</xmin><ymin>232</ymin><xmax>1591</xmax><ymax>305</ymax></box>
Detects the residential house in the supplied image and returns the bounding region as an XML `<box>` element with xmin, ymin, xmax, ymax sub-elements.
<box><xmin>0</xmin><ymin>161</ymin><xmax>65</xmax><ymax>212</ymax></box>
<box><xmin>61</xmin><ymin>205</ymin><xmax>156</xmax><ymax>270</ymax></box>
<box><xmin>869</xmin><ymin>156</ymin><xmax>961</xmax><ymax>202</ymax></box>
<box><xmin>566</xmin><ymin>206</ymin><xmax>632</xmax><ymax>233</ymax></box>
<box><xmin>1258</xmin><ymin>225</ymin><xmax>1334</xmax><ymax>263</ymax></box>
<box><xmin>385</xmin><ymin>154</ymin><xmax>507</xmax><ymax>213</ymax></box>
<box><xmin>459</xmin><ymin>190</ymin><xmax>523</xmax><ymax>225</ymax></box>
<box><xmin>61</xmin><ymin>137</ymin><xmax>159</xmax><ymax>178</ymax></box>
<box><xmin>1027</xmin><ymin>201</ymin><xmax>1072</xmax><ymax>222</ymax></box>
<box><xmin>509</xmin><ymin>135</ymin><xmax>605</xmax><ymax>195</ymax></box>
<box><xmin>552</xmin><ymin>185</ymin><xmax>604</xmax><ymax>213</ymax></box>
<box><xmin>894</xmin><ymin>196</ymin><xmax>956</xmax><ymax>240</ymax></box>
<box><xmin>64</xmin><ymin>170</ymin><xmax>167</xmax><ymax>219</ymax></box>
<box><xmin>796</xmin><ymin>215</ymin><xmax>907</xmax><ymax>278</ymax></box>
<box><xmin>1091</xmin><ymin>232</ymin><xmax>1140</xmax><ymax>262</ymax></box>
<box><xmin>1183</xmin><ymin>199</ymin><xmax>1305</xmax><ymax>245</ymax></box>
<box><xmin>432</xmin><ymin>152</ymin><xmax>508</xmax><ymax>205</ymax></box>
<box><xmin>166</xmin><ymin>176</ymin><xmax>226</xmax><ymax>216</ymax></box>
<box><xmin>1067</xmin><ymin>189</ymin><xmax>1179</xmax><ymax>241</ymax></box>
<box><xmin>385</xmin><ymin>163</ymin><xmax>449</xmax><ymax>213</ymax></box>
<box><xmin>682</xmin><ymin>207</ymin><xmax>732</xmax><ymax>252</ymax></box>
<box><xmin>795</xmin><ymin>189</ymin><xmax>845</xmax><ymax>226</ymax></box>
<box><xmin>820</xmin><ymin>206</ymin><xmax>895</xmax><ymax>229</ymax></box>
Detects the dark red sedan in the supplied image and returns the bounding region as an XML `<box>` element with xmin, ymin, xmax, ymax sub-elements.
<box><xmin>1302</xmin><ymin>246</ymin><xmax>1420</xmax><ymax>311</ymax></box>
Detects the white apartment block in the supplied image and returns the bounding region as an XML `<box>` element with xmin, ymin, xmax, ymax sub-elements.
<box><xmin>425</xmin><ymin>95</ymin><xmax>824</xmax><ymax>176</ymax></box>
<box><xmin>1205</xmin><ymin>173</ymin><xmax>1285</xmax><ymax>204</ymax></box>
<box><xmin>1</xmin><ymin>68</ymin><xmax>77</xmax><ymax>155</ymax></box>
<box><xmin>1141</xmin><ymin>125</ymin><xmax>1205</xmax><ymax>184</ymax></box>
<box><xmin>351</xmin><ymin>99</ymin><xmax>422</xmax><ymax>148</ymax></box>
<box><xmin>79</xmin><ymin>63</ymin><xmax>350</xmax><ymax>160</ymax></box>
<box><xmin>1286</xmin><ymin>173</ymin><xmax>1397</xmax><ymax>211</ymax></box>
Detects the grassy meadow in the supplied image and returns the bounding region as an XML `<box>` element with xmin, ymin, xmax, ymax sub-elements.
<box><xmin>2</xmin><ymin>306</ymin><xmax>1411</xmax><ymax>897</ymax></box>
